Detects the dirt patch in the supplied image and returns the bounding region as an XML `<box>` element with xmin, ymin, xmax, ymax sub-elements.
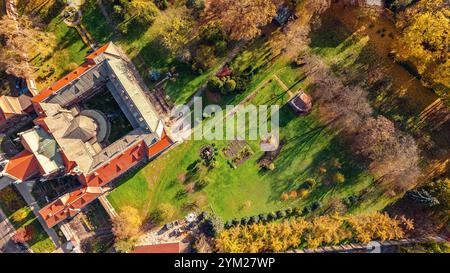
<box><xmin>177</xmin><ymin>173</ymin><xmax>187</xmax><ymax>183</ymax></box>
<box><xmin>223</xmin><ymin>140</ymin><xmax>253</xmax><ymax>166</ymax></box>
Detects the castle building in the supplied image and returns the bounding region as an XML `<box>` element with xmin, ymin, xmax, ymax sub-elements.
<box><xmin>1</xmin><ymin>42</ymin><xmax>173</xmax><ymax>228</ymax></box>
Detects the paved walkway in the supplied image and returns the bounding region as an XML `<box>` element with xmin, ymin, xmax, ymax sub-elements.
<box><xmin>15</xmin><ymin>181</ymin><xmax>61</xmax><ymax>248</ymax></box>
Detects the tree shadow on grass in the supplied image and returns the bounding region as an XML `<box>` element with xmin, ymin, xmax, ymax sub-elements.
<box><xmin>264</xmin><ymin>105</ymin><xmax>371</xmax><ymax>205</ymax></box>
<box><xmin>137</xmin><ymin>38</ymin><xmax>171</xmax><ymax>68</ymax></box>
<box><xmin>310</xmin><ymin>18</ymin><xmax>352</xmax><ymax>50</ymax></box>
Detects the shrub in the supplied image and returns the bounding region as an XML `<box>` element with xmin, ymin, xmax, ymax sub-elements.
<box><xmin>298</xmin><ymin>188</ymin><xmax>310</xmax><ymax>198</ymax></box>
<box><xmin>285</xmin><ymin>207</ymin><xmax>293</xmax><ymax>216</ymax></box>
<box><xmin>202</xmin><ymin>213</ymin><xmax>224</xmax><ymax>237</ymax></box>
<box><xmin>292</xmin><ymin>207</ymin><xmax>302</xmax><ymax>217</ymax></box>
<box><xmin>259</xmin><ymin>213</ymin><xmax>268</xmax><ymax>223</ymax></box>
<box><xmin>249</xmin><ymin>215</ymin><xmax>260</xmax><ymax>224</ymax></box>
<box><xmin>215</xmin><ymin>40</ymin><xmax>228</xmax><ymax>55</ymax></box>
<box><xmin>311</xmin><ymin>201</ymin><xmax>322</xmax><ymax>211</ymax></box>
<box><xmin>333</xmin><ymin>172</ymin><xmax>346</xmax><ymax>184</ymax></box>
<box><xmin>194</xmin><ymin>46</ymin><xmax>218</xmax><ymax>70</ymax></box>
<box><xmin>304</xmin><ymin>178</ymin><xmax>316</xmax><ymax>189</ymax></box>
<box><xmin>344</xmin><ymin>195</ymin><xmax>359</xmax><ymax>207</ymax></box>
<box><xmin>289</xmin><ymin>191</ymin><xmax>298</xmax><ymax>199</ymax></box>
<box><xmin>267</xmin><ymin>212</ymin><xmax>276</xmax><ymax>221</ymax></box>
<box><xmin>149</xmin><ymin>203</ymin><xmax>175</xmax><ymax>225</ymax></box>
<box><xmin>209</xmin><ymin>160</ymin><xmax>218</xmax><ymax>168</ymax></box>
<box><xmin>12</xmin><ymin>208</ymin><xmax>29</xmax><ymax>223</ymax></box>
<box><xmin>224</xmin><ymin>220</ymin><xmax>233</xmax><ymax>229</ymax></box>
<box><xmin>12</xmin><ymin>225</ymin><xmax>34</xmax><ymax>243</ymax></box>
<box><xmin>207</xmin><ymin>76</ymin><xmax>223</xmax><ymax>92</ymax></box>
<box><xmin>114</xmin><ymin>237</ymin><xmax>137</xmax><ymax>253</ymax></box>
<box><xmin>199</xmin><ymin>22</ymin><xmax>226</xmax><ymax>45</ymax></box>
<box><xmin>223</xmin><ymin>79</ymin><xmax>236</xmax><ymax>93</ymax></box>
<box><xmin>175</xmin><ymin>189</ymin><xmax>187</xmax><ymax>200</ymax></box>
<box><xmin>302</xmin><ymin>206</ymin><xmax>311</xmax><ymax>216</ymax></box>
<box><xmin>276</xmin><ymin>210</ymin><xmax>286</xmax><ymax>219</ymax></box>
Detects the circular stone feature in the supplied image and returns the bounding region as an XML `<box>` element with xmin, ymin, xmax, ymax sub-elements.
<box><xmin>80</xmin><ymin>109</ymin><xmax>111</xmax><ymax>143</ymax></box>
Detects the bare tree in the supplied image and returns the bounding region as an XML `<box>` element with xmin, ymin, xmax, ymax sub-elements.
<box><xmin>303</xmin><ymin>53</ymin><xmax>420</xmax><ymax>194</ymax></box>
<box><xmin>353</xmin><ymin>116</ymin><xmax>421</xmax><ymax>192</ymax></box>
<box><xmin>0</xmin><ymin>15</ymin><xmax>55</xmax><ymax>78</ymax></box>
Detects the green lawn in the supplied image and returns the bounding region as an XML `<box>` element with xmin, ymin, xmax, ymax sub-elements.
<box><xmin>108</xmin><ymin>41</ymin><xmax>376</xmax><ymax>221</ymax></box>
<box><xmin>81</xmin><ymin>2</ymin><xmax>213</xmax><ymax>105</ymax></box>
<box><xmin>0</xmin><ymin>186</ymin><xmax>55</xmax><ymax>253</ymax></box>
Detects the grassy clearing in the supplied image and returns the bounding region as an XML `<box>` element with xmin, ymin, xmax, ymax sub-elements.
<box><xmin>0</xmin><ymin>186</ymin><xmax>55</xmax><ymax>253</ymax></box>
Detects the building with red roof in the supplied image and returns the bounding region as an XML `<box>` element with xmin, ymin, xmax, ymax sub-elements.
<box><xmin>1</xmin><ymin>42</ymin><xmax>173</xmax><ymax>228</ymax></box>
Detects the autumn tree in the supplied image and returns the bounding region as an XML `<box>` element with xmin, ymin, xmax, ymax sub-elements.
<box><xmin>204</xmin><ymin>0</ymin><xmax>278</xmax><ymax>40</ymax></box>
<box><xmin>159</xmin><ymin>14</ymin><xmax>196</xmax><ymax>61</ymax></box>
<box><xmin>114</xmin><ymin>237</ymin><xmax>138</xmax><ymax>253</ymax></box>
<box><xmin>215</xmin><ymin>212</ymin><xmax>412</xmax><ymax>252</ymax></box>
<box><xmin>303</xmin><ymin>54</ymin><xmax>420</xmax><ymax>194</ymax></box>
<box><xmin>12</xmin><ymin>225</ymin><xmax>34</xmax><ymax>243</ymax></box>
<box><xmin>270</xmin><ymin>19</ymin><xmax>311</xmax><ymax>59</ymax></box>
<box><xmin>352</xmin><ymin>116</ymin><xmax>420</xmax><ymax>192</ymax></box>
<box><xmin>392</xmin><ymin>0</ymin><xmax>450</xmax><ymax>103</ymax></box>
<box><xmin>112</xmin><ymin>206</ymin><xmax>142</xmax><ymax>241</ymax></box>
<box><xmin>117</xmin><ymin>0</ymin><xmax>159</xmax><ymax>32</ymax></box>
<box><xmin>0</xmin><ymin>15</ymin><xmax>55</xmax><ymax>78</ymax></box>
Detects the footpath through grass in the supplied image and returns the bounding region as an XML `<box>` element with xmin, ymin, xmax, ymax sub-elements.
<box><xmin>0</xmin><ymin>186</ymin><xmax>55</xmax><ymax>253</ymax></box>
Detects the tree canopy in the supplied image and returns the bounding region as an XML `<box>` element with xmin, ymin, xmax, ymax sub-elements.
<box><xmin>112</xmin><ymin>206</ymin><xmax>142</xmax><ymax>240</ymax></box>
<box><xmin>204</xmin><ymin>0</ymin><xmax>278</xmax><ymax>41</ymax></box>
<box><xmin>117</xmin><ymin>0</ymin><xmax>160</xmax><ymax>32</ymax></box>
<box><xmin>392</xmin><ymin>0</ymin><xmax>450</xmax><ymax>102</ymax></box>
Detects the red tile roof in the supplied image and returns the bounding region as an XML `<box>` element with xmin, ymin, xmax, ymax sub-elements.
<box><xmin>39</xmin><ymin>186</ymin><xmax>103</xmax><ymax>228</ymax></box>
<box><xmin>132</xmin><ymin>242</ymin><xmax>182</xmax><ymax>253</ymax></box>
<box><xmin>4</xmin><ymin>150</ymin><xmax>40</xmax><ymax>181</ymax></box>
<box><xmin>86</xmin><ymin>42</ymin><xmax>111</xmax><ymax>60</ymax></box>
<box><xmin>148</xmin><ymin>131</ymin><xmax>173</xmax><ymax>158</ymax></box>
<box><xmin>31</xmin><ymin>42</ymin><xmax>113</xmax><ymax>104</ymax></box>
<box><xmin>80</xmin><ymin>140</ymin><xmax>148</xmax><ymax>187</ymax></box>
